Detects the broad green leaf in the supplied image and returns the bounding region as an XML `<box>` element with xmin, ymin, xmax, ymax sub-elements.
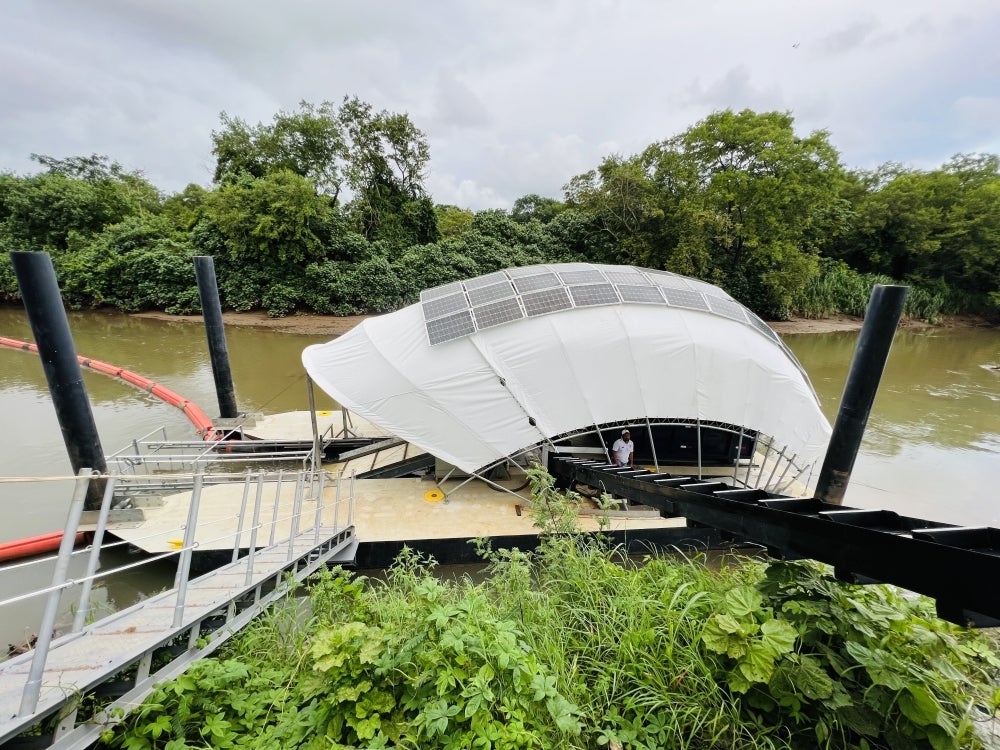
<box><xmin>726</xmin><ymin>585</ymin><xmax>764</xmax><ymax>618</ymax></box>
<box><xmin>790</xmin><ymin>655</ymin><xmax>834</xmax><ymax>700</ymax></box>
<box><xmin>926</xmin><ymin>723</ymin><xmax>958</xmax><ymax>750</ymax></box>
<box><xmin>759</xmin><ymin>618</ymin><xmax>797</xmax><ymax>657</ymax></box>
<box><xmin>898</xmin><ymin>684</ymin><xmax>941</xmax><ymax>727</ymax></box>
<box><xmin>837</xmin><ymin>705</ymin><xmax>881</xmax><ymax>737</ymax></box>
<box><xmin>738</xmin><ymin>642</ymin><xmax>776</xmax><ymax>684</ymax></box>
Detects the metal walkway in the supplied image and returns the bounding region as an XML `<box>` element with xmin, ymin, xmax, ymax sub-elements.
<box><xmin>0</xmin><ymin>468</ymin><xmax>357</xmax><ymax>749</ymax></box>
<box><xmin>550</xmin><ymin>457</ymin><xmax>1000</xmax><ymax>626</ymax></box>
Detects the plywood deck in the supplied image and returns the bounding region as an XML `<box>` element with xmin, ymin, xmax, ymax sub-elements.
<box><xmin>110</xmin><ymin>473</ymin><xmax>683</xmax><ymax>554</ymax></box>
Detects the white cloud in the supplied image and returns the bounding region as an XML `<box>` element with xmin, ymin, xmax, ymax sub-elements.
<box><xmin>1</xmin><ymin>0</ymin><xmax>998</xmax><ymax>205</ymax></box>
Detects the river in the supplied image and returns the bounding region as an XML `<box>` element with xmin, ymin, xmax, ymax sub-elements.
<box><xmin>0</xmin><ymin>307</ymin><xmax>998</xmax><ymax>648</ymax></box>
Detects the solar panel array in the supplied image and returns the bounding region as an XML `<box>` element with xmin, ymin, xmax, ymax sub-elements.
<box><xmin>419</xmin><ymin>264</ymin><xmax>783</xmax><ymax>347</ymax></box>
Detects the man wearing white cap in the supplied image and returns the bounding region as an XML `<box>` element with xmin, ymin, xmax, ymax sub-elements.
<box><xmin>611</xmin><ymin>429</ymin><xmax>634</xmax><ymax>468</ymax></box>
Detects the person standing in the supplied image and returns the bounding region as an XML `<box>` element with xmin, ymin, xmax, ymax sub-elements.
<box><xmin>611</xmin><ymin>429</ymin><xmax>634</xmax><ymax>468</ymax></box>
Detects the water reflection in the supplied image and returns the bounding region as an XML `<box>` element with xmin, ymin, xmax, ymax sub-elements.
<box><xmin>787</xmin><ymin>328</ymin><xmax>1000</xmax><ymax>455</ymax></box>
<box><xmin>784</xmin><ymin>326</ymin><xmax>1000</xmax><ymax>526</ymax></box>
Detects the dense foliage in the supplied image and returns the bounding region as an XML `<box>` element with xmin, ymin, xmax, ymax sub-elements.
<box><xmin>104</xmin><ymin>469</ymin><xmax>1000</xmax><ymax>749</ymax></box>
<box><xmin>1</xmin><ymin>102</ymin><xmax>998</xmax><ymax>321</ymax></box>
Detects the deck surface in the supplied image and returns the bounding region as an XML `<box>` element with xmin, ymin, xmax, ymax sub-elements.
<box><xmin>112</xmin><ymin>473</ymin><xmax>683</xmax><ymax>554</ymax></box>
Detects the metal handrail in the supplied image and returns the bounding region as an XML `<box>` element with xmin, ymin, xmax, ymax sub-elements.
<box><xmin>3</xmin><ymin>459</ymin><xmax>350</xmax><ymax>718</ymax></box>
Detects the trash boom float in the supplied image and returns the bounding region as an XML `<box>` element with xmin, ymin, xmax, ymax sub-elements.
<box><xmin>0</xmin><ymin>336</ymin><xmax>217</xmax><ymax>562</ymax></box>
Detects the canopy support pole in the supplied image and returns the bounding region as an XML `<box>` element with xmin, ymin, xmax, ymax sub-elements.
<box><xmin>645</xmin><ymin>418</ymin><xmax>658</xmax><ymax>472</ymax></box>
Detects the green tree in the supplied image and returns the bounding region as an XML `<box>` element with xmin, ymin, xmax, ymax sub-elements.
<box><xmin>511</xmin><ymin>194</ymin><xmax>564</xmax><ymax>224</ymax></box>
<box><xmin>199</xmin><ymin>170</ymin><xmax>336</xmax><ymax>264</ymax></box>
<box><xmin>435</xmin><ymin>204</ymin><xmax>474</xmax><ymax>238</ymax></box>
<box><xmin>663</xmin><ymin>109</ymin><xmax>849</xmax><ymax>315</ymax></box>
<box><xmin>212</xmin><ymin>101</ymin><xmax>345</xmax><ymax>197</ymax></box>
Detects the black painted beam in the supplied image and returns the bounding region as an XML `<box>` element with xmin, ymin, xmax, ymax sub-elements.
<box><xmin>551</xmin><ymin>458</ymin><xmax>1000</xmax><ymax>626</ymax></box>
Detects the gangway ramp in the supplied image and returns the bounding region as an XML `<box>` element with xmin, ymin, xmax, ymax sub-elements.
<box><xmin>0</xmin><ymin>469</ymin><xmax>357</xmax><ymax>749</ymax></box>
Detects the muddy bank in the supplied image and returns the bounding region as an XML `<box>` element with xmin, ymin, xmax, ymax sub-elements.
<box><xmin>133</xmin><ymin>310</ymin><xmax>992</xmax><ymax>338</ymax></box>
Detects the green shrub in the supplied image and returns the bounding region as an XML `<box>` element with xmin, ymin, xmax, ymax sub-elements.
<box><xmin>107</xmin><ymin>472</ymin><xmax>1000</xmax><ymax>749</ymax></box>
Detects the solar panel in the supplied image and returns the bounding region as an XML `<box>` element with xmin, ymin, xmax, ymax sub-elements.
<box><xmin>421</xmin><ymin>291</ymin><xmax>469</xmax><ymax>320</ymax></box>
<box><xmin>707</xmin><ymin>296</ymin><xmax>748</xmax><ymax>322</ymax></box>
<box><xmin>417</xmin><ymin>264</ymin><xmax>782</xmax><ymax>347</ymax></box>
<box><xmin>420</xmin><ymin>281</ymin><xmax>465</xmax><ymax>302</ymax></box>
<box><xmin>465</xmin><ymin>271</ymin><xmax>510</xmax><ymax>290</ymax></box>
<box><xmin>603</xmin><ymin>270</ymin><xmax>649</xmax><ymax>285</ymax></box>
<box><xmin>647</xmin><ymin>273</ymin><xmax>693</xmax><ymax>291</ymax></box>
<box><xmin>558</xmin><ymin>269</ymin><xmax>606</xmax><ymax>285</ymax></box>
<box><xmin>522</xmin><ymin>287</ymin><xmax>572</xmax><ymax>316</ymax></box>
<box><xmin>662</xmin><ymin>288</ymin><xmax>710</xmax><ymax>310</ymax></box>
<box><xmin>688</xmin><ymin>278</ymin><xmax>728</xmax><ymax>298</ymax></box>
<box><xmin>425</xmin><ymin>310</ymin><xmax>476</xmax><ymax>345</ymax></box>
<box><xmin>473</xmin><ymin>297</ymin><xmax>524</xmax><ymax>329</ymax></box>
<box><xmin>507</xmin><ymin>265</ymin><xmax>549</xmax><ymax>278</ymax></box>
<box><xmin>617</xmin><ymin>284</ymin><xmax>665</xmax><ymax>304</ymax></box>
<box><xmin>747</xmin><ymin>311</ymin><xmax>780</xmax><ymax>342</ymax></box>
<box><xmin>569</xmin><ymin>283</ymin><xmax>620</xmax><ymax>307</ymax></box>
<box><xmin>513</xmin><ymin>272</ymin><xmax>560</xmax><ymax>293</ymax></box>
<box><xmin>467</xmin><ymin>281</ymin><xmax>516</xmax><ymax>306</ymax></box>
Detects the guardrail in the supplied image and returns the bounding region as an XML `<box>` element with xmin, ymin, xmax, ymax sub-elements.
<box><xmin>0</xmin><ymin>465</ymin><xmax>356</xmax><ymax>725</ymax></box>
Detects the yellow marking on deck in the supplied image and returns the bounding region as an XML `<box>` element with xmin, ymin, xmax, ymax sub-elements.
<box><xmin>424</xmin><ymin>489</ymin><xmax>445</xmax><ymax>503</ymax></box>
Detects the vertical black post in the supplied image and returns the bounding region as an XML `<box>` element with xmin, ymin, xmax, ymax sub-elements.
<box><xmin>11</xmin><ymin>252</ymin><xmax>107</xmax><ymax>510</ymax></box>
<box><xmin>815</xmin><ymin>285</ymin><xmax>909</xmax><ymax>505</ymax></box>
<box><xmin>193</xmin><ymin>256</ymin><xmax>238</xmax><ymax>419</ymax></box>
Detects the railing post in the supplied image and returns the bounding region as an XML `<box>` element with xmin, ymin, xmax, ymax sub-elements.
<box><xmin>268</xmin><ymin>471</ymin><xmax>283</xmax><ymax>546</ymax></box>
<box><xmin>72</xmin><ymin>476</ymin><xmax>118</xmax><ymax>632</ymax></box>
<box><xmin>287</xmin><ymin>472</ymin><xmax>305</xmax><ymax>561</ymax></box>
<box><xmin>19</xmin><ymin>469</ymin><xmax>92</xmax><ymax>717</ymax></box>
<box><xmin>349</xmin><ymin>470</ymin><xmax>356</xmax><ymax>527</ymax></box>
<box><xmin>172</xmin><ymin>473</ymin><xmax>204</xmax><ymax>628</ymax></box>
<box><xmin>314</xmin><ymin>469</ymin><xmax>326</xmax><ymax>546</ymax></box>
<box><xmin>231</xmin><ymin>471</ymin><xmax>252</xmax><ymax>565</ymax></box>
<box><xmin>334</xmin><ymin>469</ymin><xmax>343</xmax><ymax>531</ymax></box>
<box><xmin>244</xmin><ymin>473</ymin><xmax>265</xmax><ymax>587</ymax></box>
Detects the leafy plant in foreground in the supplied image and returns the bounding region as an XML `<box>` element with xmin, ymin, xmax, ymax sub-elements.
<box><xmin>104</xmin><ymin>475</ymin><xmax>1000</xmax><ymax>750</ymax></box>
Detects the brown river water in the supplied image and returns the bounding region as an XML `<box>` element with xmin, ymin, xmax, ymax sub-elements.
<box><xmin>0</xmin><ymin>307</ymin><xmax>998</xmax><ymax>647</ymax></box>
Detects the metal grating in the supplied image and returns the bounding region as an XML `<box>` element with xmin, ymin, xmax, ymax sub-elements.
<box><xmin>522</xmin><ymin>287</ymin><xmax>572</xmax><ymax>316</ymax></box>
<box><xmin>707</xmin><ymin>296</ymin><xmax>748</xmax><ymax>322</ymax></box>
<box><xmin>513</xmin><ymin>272</ymin><xmax>560</xmax><ymax>293</ymax></box>
<box><xmin>420</xmin><ymin>281</ymin><xmax>465</xmax><ymax>302</ymax></box>
<box><xmin>473</xmin><ymin>297</ymin><xmax>524</xmax><ymax>329</ymax></box>
<box><xmin>468</xmin><ymin>281</ymin><xmax>516</xmax><ymax>306</ymax></box>
<box><xmin>421</xmin><ymin>292</ymin><xmax>469</xmax><ymax>320</ymax></box>
<box><xmin>558</xmin><ymin>269</ymin><xmax>606</xmax><ymax>285</ymax></box>
<box><xmin>426</xmin><ymin>309</ymin><xmax>476</xmax><ymax>345</ymax></box>
<box><xmin>465</xmin><ymin>271</ymin><xmax>510</xmax><ymax>290</ymax></box>
<box><xmin>569</xmin><ymin>283</ymin><xmax>620</xmax><ymax>307</ymax></box>
<box><xmin>662</xmin><ymin>287</ymin><xmax>710</xmax><ymax>311</ymax></box>
<box><xmin>617</xmin><ymin>284</ymin><xmax>665</xmax><ymax>304</ymax></box>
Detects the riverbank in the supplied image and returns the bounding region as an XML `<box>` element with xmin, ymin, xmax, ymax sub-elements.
<box><xmin>133</xmin><ymin>310</ymin><xmax>993</xmax><ymax>337</ymax></box>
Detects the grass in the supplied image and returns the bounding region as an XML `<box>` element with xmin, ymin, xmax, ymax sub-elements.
<box><xmin>102</xmin><ymin>469</ymin><xmax>1000</xmax><ymax>749</ymax></box>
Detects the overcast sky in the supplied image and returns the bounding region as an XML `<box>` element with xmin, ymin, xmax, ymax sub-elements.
<box><xmin>2</xmin><ymin>0</ymin><xmax>998</xmax><ymax>209</ymax></box>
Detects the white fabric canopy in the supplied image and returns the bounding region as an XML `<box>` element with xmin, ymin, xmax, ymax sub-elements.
<box><xmin>302</xmin><ymin>266</ymin><xmax>831</xmax><ymax>476</ymax></box>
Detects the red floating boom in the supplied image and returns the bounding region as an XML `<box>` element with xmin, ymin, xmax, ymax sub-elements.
<box><xmin>0</xmin><ymin>337</ymin><xmax>216</xmax><ymax>438</ymax></box>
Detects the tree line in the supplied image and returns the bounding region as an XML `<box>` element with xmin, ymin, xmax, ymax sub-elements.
<box><xmin>1</xmin><ymin>100</ymin><xmax>997</xmax><ymax>322</ymax></box>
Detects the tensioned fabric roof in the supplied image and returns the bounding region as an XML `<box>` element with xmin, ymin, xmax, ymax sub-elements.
<box><xmin>302</xmin><ymin>264</ymin><xmax>832</xmax><ymax>476</ymax></box>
